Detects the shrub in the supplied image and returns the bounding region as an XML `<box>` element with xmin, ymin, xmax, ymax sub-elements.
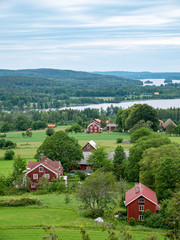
<box><xmin>0</xmin><ymin>133</ymin><xmax>6</xmax><ymax>138</ymax></box>
<box><xmin>4</xmin><ymin>150</ymin><xmax>15</xmax><ymax>160</ymax></box>
<box><xmin>129</xmin><ymin>217</ymin><xmax>136</xmax><ymax>226</ymax></box>
<box><xmin>116</xmin><ymin>137</ymin><xmax>123</xmax><ymax>143</ymax></box>
<box><xmin>77</xmin><ymin>171</ymin><xmax>86</xmax><ymax>180</ymax></box>
<box><xmin>84</xmin><ymin>209</ymin><xmax>104</xmax><ymax>219</ymax></box>
<box><xmin>0</xmin><ymin>198</ymin><xmax>41</xmax><ymax>207</ymax></box>
<box><xmin>130</xmin><ymin>127</ymin><xmax>152</xmax><ymax>143</ymax></box>
<box><xmin>143</xmin><ymin>213</ymin><xmax>167</xmax><ymax>229</ymax></box>
<box><xmin>46</xmin><ymin>128</ymin><xmax>55</xmax><ymax>136</ymax></box>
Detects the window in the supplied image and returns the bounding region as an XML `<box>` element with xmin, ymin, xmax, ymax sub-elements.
<box><xmin>138</xmin><ymin>198</ymin><xmax>145</xmax><ymax>204</ymax></box>
<box><xmin>87</xmin><ymin>144</ymin><xmax>90</xmax><ymax>149</ymax></box>
<box><xmin>95</xmin><ymin>126</ymin><xmax>97</xmax><ymax>129</ymax></box>
<box><xmin>39</xmin><ymin>167</ymin><xmax>43</xmax><ymax>172</ymax></box>
<box><xmin>139</xmin><ymin>215</ymin><xmax>144</xmax><ymax>221</ymax></box>
<box><xmin>139</xmin><ymin>205</ymin><xmax>144</xmax><ymax>211</ymax></box>
<box><xmin>45</xmin><ymin>174</ymin><xmax>50</xmax><ymax>179</ymax></box>
<box><xmin>31</xmin><ymin>183</ymin><xmax>36</xmax><ymax>188</ymax></box>
<box><xmin>33</xmin><ymin>174</ymin><xmax>38</xmax><ymax>179</ymax></box>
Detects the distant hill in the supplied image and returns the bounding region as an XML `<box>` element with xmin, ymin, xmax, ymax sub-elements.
<box><xmin>0</xmin><ymin>68</ymin><xmax>142</xmax><ymax>86</ymax></box>
<box><xmin>94</xmin><ymin>71</ymin><xmax>180</xmax><ymax>80</ymax></box>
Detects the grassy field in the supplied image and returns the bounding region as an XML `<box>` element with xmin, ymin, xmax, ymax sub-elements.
<box><xmin>0</xmin><ymin>194</ymin><xmax>167</xmax><ymax>240</ymax></box>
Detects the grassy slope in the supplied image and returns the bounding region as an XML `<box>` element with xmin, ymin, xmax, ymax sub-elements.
<box><xmin>0</xmin><ymin>194</ymin><xmax>167</xmax><ymax>240</ymax></box>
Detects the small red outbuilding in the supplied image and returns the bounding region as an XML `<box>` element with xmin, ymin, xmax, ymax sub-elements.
<box><xmin>125</xmin><ymin>183</ymin><xmax>159</xmax><ymax>223</ymax></box>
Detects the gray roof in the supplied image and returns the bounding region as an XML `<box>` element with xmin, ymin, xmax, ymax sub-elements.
<box><xmin>163</xmin><ymin>118</ymin><xmax>177</xmax><ymax>129</ymax></box>
<box><xmin>79</xmin><ymin>150</ymin><xmax>129</xmax><ymax>165</ymax></box>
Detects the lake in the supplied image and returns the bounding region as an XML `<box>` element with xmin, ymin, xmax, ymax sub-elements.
<box><xmin>60</xmin><ymin>98</ymin><xmax>180</xmax><ymax>111</ymax></box>
<box><xmin>140</xmin><ymin>79</ymin><xmax>180</xmax><ymax>86</ymax></box>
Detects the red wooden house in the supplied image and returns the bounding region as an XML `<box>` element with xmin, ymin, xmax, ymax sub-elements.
<box><xmin>47</xmin><ymin>124</ymin><xmax>56</xmax><ymax>128</ymax></box>
<box><xmin>125</xmin><ymin>183</ymin><xmax>159</xmax><ymax>223</ymax></box>
<box><xmin>106</xmin><ymin>123</ymin><xmax>118</xmax><ymax>131</ymax></box>
<box><xmin>25</xmin><ymin>156</ymin><xmax>63</xmax><ymax>190</ymax></box>
<box><xmin>86</xmin><ymin>120</ymin><xmax>101</xmax><ymax>133</ymax></box>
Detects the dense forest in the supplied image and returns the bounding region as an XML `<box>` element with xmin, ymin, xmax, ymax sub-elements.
<box><xmin>0</xmin><ymin>68</ymin><xmax>180</xmax><ymax>111</ymax></box>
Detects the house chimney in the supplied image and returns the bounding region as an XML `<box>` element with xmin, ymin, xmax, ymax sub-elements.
<box><xmin>135</xmin><ymin>183</ymin><xmax>139</xmax><ymax>194</ymax></box>
<box><xmin>39</xmin><ymin>153</ymin><xmax>45</xmax><ymax>162</ymax></box>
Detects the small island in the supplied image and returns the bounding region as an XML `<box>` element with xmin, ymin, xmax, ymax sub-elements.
<box><xmin>164</xmin><ymin>79</ymin><xmax>172</xmax><ymax>84</ymax></box>
<box><xmin>144</xmin><ymin>80</ymin><xmax>153</xmax><ymax>84</ymax></box>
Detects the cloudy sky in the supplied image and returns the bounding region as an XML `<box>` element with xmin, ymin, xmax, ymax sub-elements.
<box><xmin>1</xmin><ymin>0</ymin><xmax>180</xmax><ymax>71</ymax></box>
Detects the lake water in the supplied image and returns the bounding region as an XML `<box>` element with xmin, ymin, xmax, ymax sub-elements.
<box><xmin>61</xmin><ymin>98</ymin><xmax>180</xmax><ymax>111</ymax></box>
<box><xmin>141</xmin><ymin>79</ymin><xmax>180</xmax><ymax>86</ymax></box>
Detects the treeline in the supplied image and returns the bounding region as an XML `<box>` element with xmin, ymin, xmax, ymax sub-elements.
<box><xmin>0</xmin><ymin>68</ymin><xmax>180</xmax><ymax>111</ymax></box>
<box><xmin>0</xmin><ymin>105</ymin><xmax>180</xmax><ymax>132</ymax></box>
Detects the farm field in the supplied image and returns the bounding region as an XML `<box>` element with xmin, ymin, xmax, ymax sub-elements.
<box><xmin>0</xmin><ymin>194</ymin><xmax>167</xmax><ymax>240</ymax></box>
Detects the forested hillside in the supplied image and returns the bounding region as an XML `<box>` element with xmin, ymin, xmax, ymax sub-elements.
<box><xmin>95</xmin><ymin>71</ymin><xmax>180</xmax><ymax>80</ymax></box>
<box><xmin>0</xmin><ymin>68</ymin><xmax>180</xmax><ymax>111</ymax></box>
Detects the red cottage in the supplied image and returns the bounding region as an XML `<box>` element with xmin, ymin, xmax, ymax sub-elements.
<box><xmin>86</xmin><ymin>121</ymin><xmax>101</xmax><ymax>133</ymax></box>
<box><xmin>25</xmin><ymin>156</ymin><xmax>63</xmax><ymax>190</ymax></box>
<box><xmin>125</xmin><ymin>183</ymin><xmax>159</xmax><ymax>223</ymax></box>
<box><xmin>47</xmin><ymin>124</ymin><xmax>56</xmax><ymax>128</ymax></box>
<box><xmin>106</xmin><ymin>123</ymin><xmax>118</xmax><ymax>131</ymax></box>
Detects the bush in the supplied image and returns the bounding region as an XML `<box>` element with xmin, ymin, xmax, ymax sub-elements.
<box><xmin>4</xmin><ymin>150</ymin><xmax>15</xmax><ymax>160</ymax></box>
<box><xmin>0</xmin><ymin>198</ymin><xmax>41</xmax><ymax>207</ymax></box>
<box><xmin>116</xmin><ymin>137</ymin><xmax>123</xmax><ymax>143</ymax></box>
<box><xmin>84</xmin><ymin>209</ymin><xmax>104</xmax><ymax>219</ymax></box>
<box><xmin>77</xmin><ymin>171</ymin><xmax>86</xmax><ymax>180</ymax></box>
<box><xmin>143</xmin><ymin>213</ymin><xmax>166</xmax><ymax>228</ymax></box>
<box><xmin>46</xmin><ymin>128</ymin><xmax>55</xmax><ymax>136</ymax></box>
<box><xmin>129</xmin><ymin>217</ymin><xmax>136</xmax><ymax>226</ymax></box>
<box><xmin>130</xmin><ymin>127</ymin><xmax>152</xmax><ymax>143</ymax></box>
<box><xmin>0</xmin><ymin>133</ymin><xmax>6</xmax><ymax>138</ymax></box>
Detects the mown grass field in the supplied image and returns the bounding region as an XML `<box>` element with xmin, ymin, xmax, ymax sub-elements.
<box><xmin>0</xmin><ymin>194</ymin><xmax>167</xmax><ymax>240</ymax></box>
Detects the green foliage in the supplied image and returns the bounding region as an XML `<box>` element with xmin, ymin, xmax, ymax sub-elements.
<box><xmin>66</xmin><ymin>123</ymin><xmax>82</xmax><ymax>133</ymax></box>
<box><xmin>43</xmin><ymin>226</ymin><xmax>63</xmax><ymax>240</ymax></box>
<box><xmin>80</xmin><ymin>227</ymin><xmax>91</xmax><ymax>240</ymax></box>
<box><xmin>116</xmin><ymin>109</ymin><xmax>123</xmax><ymax>130</ymax></box>
<box><xmin>126</xmin><ymin>134</ymin><xmax>171</xmax><ymax>181</ymax></box>
<box><xmin>4</xmin><ymin>149</ymin><xmax>15</xmax><ymax>160</ymax></box>
<box><xmin>31</xmin><ymin>120</ymin><xmax>46</xmax><ymax>130</ymax></box>
<box><xmin>166</xmin><ymin>124</ymin><xmax>176</xmax><ymax>136</ymax></box>
<box><xmin>139</xmin><ymin>144</ymin><xmax>180</xmax><ymax>194</ymax></box>
<box><xmin>0</xmin><ymin>198</ymin><xmax>41</xmax><ymax>207</ymax></box>
<box><xmin>113</xmin><ymin>146</ymin><xmax>126</xmax><ymax>180</ymax></box>
<box><xmin>129</xmin><ymin>120</ymin><xmax>153</xmax><ymax>134</ymax></box>
<box><xmin>130</xmin><ymin>127</ymin><xmax>152</xmax><ymax>143</ymax></box>
<box><xmin>46</xmin><ymin>128</ymin><xmax>55</xmax><ymax>136</ymax></box>
<box><xmin>87</xmin><ymin>146</ymin><xmax>113</xmax><ymax>171</ymax></box>
<box><xmin>13</xmin><ymin>155</ymin><xmax>26</xmax><ymax>179</ymax></box>
<box><xmin>175</xmin><ymin>124</ymin><xmax>180</xmax><ymax>136</ymax></box>
<box><xmin>116</xmin><ymin>137</ymin><xmax>123</xmax><ymax>143</ymax></box>
<box><xmin>77</xmin><ymin>171</ymin><xmax>86</xmax><ymax>180</ymax></box>
<box><xmin>35</xmin><ymin>131</ymin><xmax>83</xmax><ymax>171</ymax></box>
<box><xmin>22</xmin><ymin>130</ymin><xmax>32</xmax><ymax>138</ymax></box>
<box><xmin>0</xmin><ymin>139</ymin><xmax>16</xmax><ymax>149</ymax></box>
<box><xmin>129</xmin><ymin>218</ymin><xmax>136</xmax><ymax>226</ymax></box>
<box><xmin>77</xmin><ymin>170</ymin><xmax>117</xmax><ymax>213</ymax></box>
<box><xmin>0</xmin><ymin>133</ymin><xmax>6</xmax><ymax>137</ymax></box>
<box><xmin>125</xmin><ymin>104</ymin><xmax>159</xmax><ymax>131</ymax></box>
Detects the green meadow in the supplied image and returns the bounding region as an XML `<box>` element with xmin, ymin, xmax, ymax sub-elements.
<box><xmin>0</xmin><ymin>194</ymin><xmax>167</xmax><ymax>240</ymax></box>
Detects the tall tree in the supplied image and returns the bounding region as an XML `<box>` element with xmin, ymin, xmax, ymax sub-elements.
<box><xmin>35</xmin><ymin>131</ymin><xmax>83</xmax><ymax>171</ymax></box>
<box><xmin>87</xmin><ymin>146</ymin><xmax>112</xmax><ymax>171</ymax></box>
<box><xmin>113</xmin><ymin>146</ymin><xmax>126</xmax><ymax>179</ymax></box>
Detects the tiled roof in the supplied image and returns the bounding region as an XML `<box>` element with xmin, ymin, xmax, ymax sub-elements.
<box><xmin>27</xmin><ymin>157</ymin><xmax>63</xmax><ymax>175</ymax></box>
<box><xmin>163</xmin><ymin>118</ymin><xmax>177</xmax><ymax>129</ymax></box>
<box><xmin>125</xmin><ymin>183</ymin><xmax>158</xmax><ymax>206</ymax></box>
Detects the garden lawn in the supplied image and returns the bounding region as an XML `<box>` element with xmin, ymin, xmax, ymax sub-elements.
<box><xmin>0</xmin><ymin>194</ymin><xmax>167</xmax><ymax>240</ymax></box>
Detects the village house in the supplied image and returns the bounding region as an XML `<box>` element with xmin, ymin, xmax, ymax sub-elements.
<box><xmin>47</xmin><ymin>124</ymin><xmax>56</xmax><ymax>128</ymax></box>
<box><xmin>86</xmin><ymin>119</ymin><xmax>101</xmax><ymax>133</ymax></box>
<box><xmin>125</xmin><ymin>183</ymin><xmax>159</xmax><ymax>223</ymax></box>
<box><xmin>106</xmin><ymin>123</ymin><xmax>118</xmax><ymax>131</ymax></box>
<box><xmin>163</xmin><ymin>118</ymin><xmax>177</xmax><ymax>130</ymax></box>
<box><xmin>25</xmin><ymin>156</ymin><xmax>63</xmax><ymax>190</ymax></box>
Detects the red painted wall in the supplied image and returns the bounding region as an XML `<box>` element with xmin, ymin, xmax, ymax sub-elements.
<box><xmin>127</xmin><ymin>197</ymin><xmax>157</xmax><ymax>223</ymax></box>
<box><xmin>82</xmin><ymin>144</ymin><xmax>95</xmax><ymax>152</ymax></box>
<box><xmin>87</xmin><ymin>123</ymin><xmax>100</xmax><ymax>133</ymax></box>
<box><xmin>27</xmin><ymin>166</ymin><xmax>58</xmax><ymax>190</ymax></box>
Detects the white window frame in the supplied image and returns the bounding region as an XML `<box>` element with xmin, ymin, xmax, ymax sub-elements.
<box><xmin>139</xmin><ymin>205</ymin><xmax>144</xmax><ymax>212</ymax></box>
<box><xmin>45</xmin><ymin>173</ymin><xmax>50</xmax><ymax>179</ymax></box>
<box><xmin>31</xmin><ymin>183</ymin><xmax>36</xmax><ymax>188</ymax></box>
<box><xmin>39</xmin><ymin>167</ymin><xmax>44</xmax><ymax>172</ymax></box>
<box><xmin>33</xmin><ymin>174</ymin><xmax>38</xmax><ymax>179</ymax></box>
<box><xmin>139</xmin><ymin>215</ymin><xmax>144</xmax><ymax>221</ymax></box>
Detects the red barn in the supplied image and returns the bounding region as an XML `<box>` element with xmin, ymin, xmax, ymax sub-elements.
<box><xmin>82</xmin><ymin>140</ymin><xmax>97</xmax><ymax>152</ymax></box>
<box><xmin>25</xmin><ymin>156</ymin><xmax>63</xmax><ymax>190</ymax></box>
<box><xmin>125</xmin><ymin>183</ymin><xmax>159</xmax><ymax>223</ymax></box>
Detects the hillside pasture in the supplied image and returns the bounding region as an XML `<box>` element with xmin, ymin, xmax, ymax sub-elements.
<box><xmin>0</xmin><ymin>193</ymin><xmax>167</xmax><ymax>240</ymax></box>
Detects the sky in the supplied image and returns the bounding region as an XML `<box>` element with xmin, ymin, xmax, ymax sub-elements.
<box><xmin>0</xmin><ymin>0</ymin><xmax>180</xmax><ymax>72</ymax></box>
